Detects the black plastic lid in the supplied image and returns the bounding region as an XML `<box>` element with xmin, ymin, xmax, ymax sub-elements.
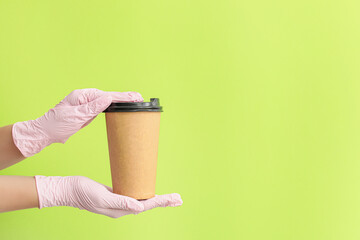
<box><xmin>103</xmin><ymin>98</ymin><xmax>163</xmax><ymax>112</ymax></box>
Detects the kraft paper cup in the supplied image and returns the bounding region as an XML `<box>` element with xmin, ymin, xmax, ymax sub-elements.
<box><xmin>103</xmin><ymin>98</ymin><xmax>163</xmax><ymax>200</ymax></box>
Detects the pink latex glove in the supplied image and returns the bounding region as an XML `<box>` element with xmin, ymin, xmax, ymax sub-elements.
<box><xmin>35</xmin><ymin>175</ymin><xmax>183</xmax><ymax>218</ymax></box>
<box><xmin>12</xmin><ymin>88</ymin><xmax>143</xmax><ymax>157</ymax></box>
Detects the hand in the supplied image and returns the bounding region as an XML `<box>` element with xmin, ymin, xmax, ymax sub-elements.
<box><xmin>12</xmin><ymin>88</ymin><xmax>143</xmax><ymax>157</ymax></box>
<box><xmin>34</xmin><ymin>175</ymin><xmax>183</xmax><ymax>218</ymax></box>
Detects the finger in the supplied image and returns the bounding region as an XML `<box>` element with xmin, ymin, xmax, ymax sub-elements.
<box><xmin>62</xmin><ymin>89</ymin><xmax>106</xmax><ymax>106</ymax></box>
<box><xmin>141</xmin><ymin>193</ymin><xmax>183</xmax><ymax>211</ymax></box>
<box><xmin>107</xmin><ymin>194</ymin><xmax>144</xmax><ymax>212</ymax></box>
<box><xmin>108</xmin><ymin>91</ymin><xmax>144</xmax><ymax>102</ymax></box>
<box><xmin>77</xmin><ymin>95</ymin><xmax>112</xmax><ymax>117</ymax></box>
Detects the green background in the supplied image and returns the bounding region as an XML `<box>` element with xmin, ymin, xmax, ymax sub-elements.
<box><xmin>1</xmin><ymin>0</ymin><xmax>360</xmax><ymax>239</ymax></box>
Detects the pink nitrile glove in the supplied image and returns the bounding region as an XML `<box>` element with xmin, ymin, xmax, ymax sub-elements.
<box><xmin>34</xmin><ymin>175</ymin><xmax>183</xmax><ymax>218</ymax></box>
<box><xmin>12</xmin><ymin>88</ymin><xmax>143</xmax><ymax>157</ymax></box>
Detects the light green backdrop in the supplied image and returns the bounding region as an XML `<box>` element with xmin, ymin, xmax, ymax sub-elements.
<box><xmin>1</xmin><ymin>0</ymin><xmax>360</xmax><ymax>239</ymax></box>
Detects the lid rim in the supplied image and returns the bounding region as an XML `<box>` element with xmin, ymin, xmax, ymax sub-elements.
<box><xmin>109</xmin><ymin>102</ymin><xmax>154</xmax><ymax>106</ymax></box>
<box><xmin>103</xmin><ymin>98</ymin><xmax>163</xmax><ymax>112</ymax></box>
<box><xmin>103</xmin><ymin>109</ymin><xmax>163</xmax><ymax>112</ymax></box>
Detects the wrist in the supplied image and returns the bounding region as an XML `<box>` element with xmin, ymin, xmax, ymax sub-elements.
<box><xmin>12</xmin><ymin>117</ymin><xmax>53</xmax><ymax>157</ymax></box>
<box><xmin>34</xmin><ymin>175</ymin><xmax>75</xmax><ymax>209</ymax></box>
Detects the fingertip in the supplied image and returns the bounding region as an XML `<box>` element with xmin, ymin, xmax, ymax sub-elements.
<box><xmin>172</xmin><ymin>193</ymin><xmax>182</xmax><ymax>200</ymax></box>
<box><xmin>174</xmin><ymin>197</ymin><xmax>183</xmax><ymax>207</ymax></box>
<box><xmin>171</xmin><ymin>199</ymin><xmax>183</xmax><ymax>207</ymax></box>
<box><xmin>129</xmin><ymin>92</ymin><xmax>144</xmax><ymax>102</ymax></box>
<box><xmin>166</xmin><ymin>193</ymin><xmax>183</xmax><ymax>207</ymax></box>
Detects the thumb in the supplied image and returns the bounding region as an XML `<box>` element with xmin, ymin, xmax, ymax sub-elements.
<box><xmin>107</xmin><ymin>194</ymin><xmax>144</xmax><ymax>212</ymax></box>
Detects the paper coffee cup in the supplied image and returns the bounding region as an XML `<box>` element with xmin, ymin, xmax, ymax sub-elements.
<box><xmin>103</xmin><ymin>98</ymin><xmax>163</xmax><ymax>200</ymax></box>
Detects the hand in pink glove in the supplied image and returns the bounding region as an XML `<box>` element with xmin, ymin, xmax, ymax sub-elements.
<box><xmin>12</xmin><ymin>88</ymin><xmax>143</xmax><ymax>157</ymax></box>
<box><xmin>35</xmin><ymin>175</ymin><xmax>183</xmax><ymax>218</ymax></box>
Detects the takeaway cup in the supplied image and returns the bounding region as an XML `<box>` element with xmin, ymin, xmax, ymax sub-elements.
<box><xmin>103</xmin><ymin>98</ymin><xmax>163</xmax><ymax>200</ymax></box>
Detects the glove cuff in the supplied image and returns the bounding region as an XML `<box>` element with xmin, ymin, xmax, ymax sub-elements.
<box><xmin>34</xmin><ymin>175</ymin><xmax>74</xmax><ymax>209</ymax></box>
<box><xmin>12</xmin><ymin>120</ymin><xmax>52</xmax><ymax>157</ymax></box>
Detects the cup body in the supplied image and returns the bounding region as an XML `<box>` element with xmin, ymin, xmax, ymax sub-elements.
<box><xmin>105</xmin><ymin>111</ymin><xmax>161</xmax><ymax>200</ymax></box>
